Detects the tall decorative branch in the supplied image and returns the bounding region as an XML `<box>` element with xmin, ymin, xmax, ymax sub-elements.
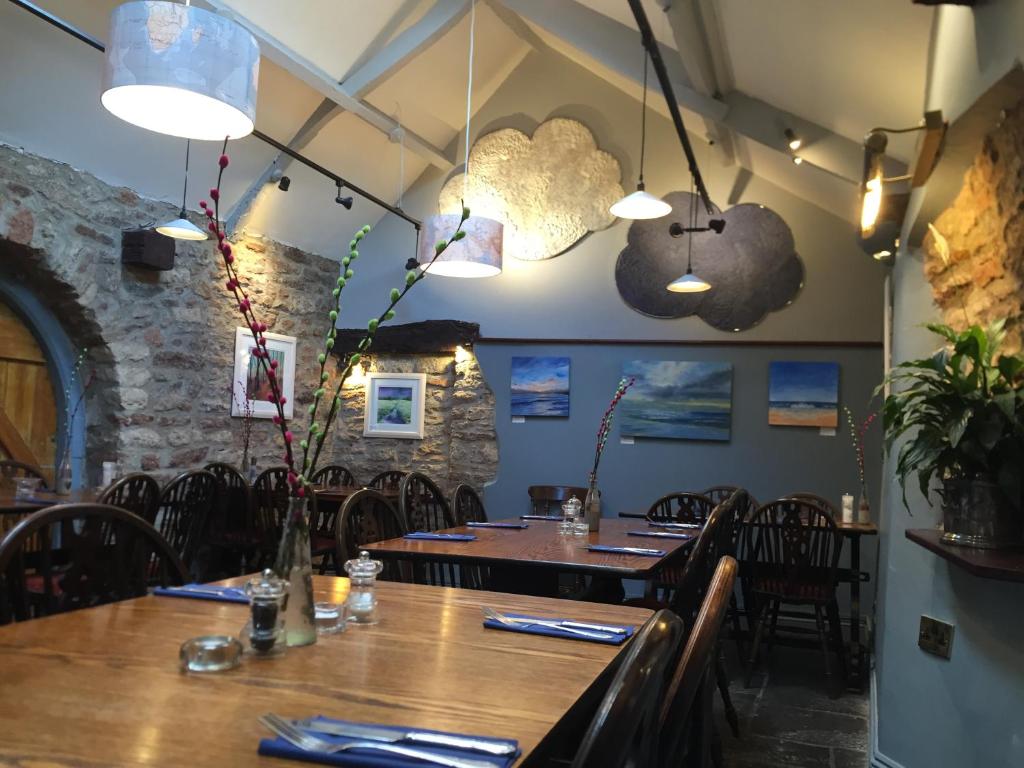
<box><xmin>589</xmin><ymin>377</ymin><xmax>635</xmax><ymax>486</ymax></box>
<box><xmin>230</xmin><ymin>380</ymin><xmax>255</xmax><ymax>468</ymax></box>
<box><xmin>843</xmin><ymin>406</ymin><xmax>877</xmax><ymax>501</ymax></box>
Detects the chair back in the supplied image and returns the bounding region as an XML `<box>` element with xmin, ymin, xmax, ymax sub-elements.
<box><xmin>98</xmin><ymin>472</ymin><xmax>161</xmax><ymax>524</ymax></box>
<box><xmin>0</xmin><ymin>503</ymin><xmax>187</xmax><ymax>624</ymax></box>
<box><xmin>452</xmin><ymin>484</ymin><xmax>487</xmax><ymax>525</ymax></box>
<box><xmin>0</xmin><ymin>460</ymin><xmax>47</xmax><ymax>488</ymax></box>
<box><xmin>311</xmin><ymin>464</ymin><xmax>356</xmax><ymax>489</ymax></box>
<box><xmin>155</xmin><ymin>469</ymin><xmax>218</xmax><ymax>576</ymax></box>
<box><xmin>398</xmin><ymin>472</ymin><xmax>455</xmax><ymax>532</ymax></box>
<box><xmin>203</xmin><ymin>462</ymin><xmax>253</xmax><ymax>536</ymax></box>
<box><xmin>253</xmin><ymin>467</ymin><xmax>291</xmax><ymax>538</ymax></box>
<box><xmin>570</xmin><ymin>610</ymin><xmax>684</xmax><ymax>768</ymax></box>
<box><xmin>702</xmin><ymin>485</ymin><xmax>759</xmax><ymax>514</ymax></box>
<box><xmin>646</xmin><ymin>492</ymin><xmax>715</xmax><ymax>524</ymax></box>
<box><xmin>785</xmin><ymin>492</ymin><xmax>838</xmax><ymax>517</ymax></box>
<box><xmin>658</xmin><ymin>557</ymin><xmax>738</xmax><ymax>767</ymax></box>
<box><xmin>334</xmin><ymin>489</ymin><xmax>408</xmax><ymax>582</ymax></box>
<box><xmin>528</xmin><ymin>485</ymin><xmax>588</xmax><ymax>515</ymax></box>
<box><xmin>368</xmin><ymin>470</ymin><xmax>406</xmax><ymax>492</ymax></box>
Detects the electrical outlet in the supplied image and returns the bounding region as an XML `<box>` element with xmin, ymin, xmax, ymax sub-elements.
<box><xmin>918</xmin><ymin>615</ymin><xmax>954</xmax><ymax>659</ymax></box>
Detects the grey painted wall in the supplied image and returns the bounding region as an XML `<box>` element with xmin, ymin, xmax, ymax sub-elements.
<box><xmin>874</xmin><ymin>4</ymin><xmax>1024</xmax><ymax>768</ymax></box>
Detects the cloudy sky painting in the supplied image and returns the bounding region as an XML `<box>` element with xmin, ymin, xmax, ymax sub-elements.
<box><xmin>768</xmin><ymin>361</ymin><xmax>840</xmax><ymax>427</ymax></box>
<box><xmin>511</xmin><ymin>356</ymin><xmax>570</xmax><ymax>417</ymax></box>
<box><xmin>621</xmin><ymin>360</ymin><xmax>733</xmax><ymax>441</ymax></box>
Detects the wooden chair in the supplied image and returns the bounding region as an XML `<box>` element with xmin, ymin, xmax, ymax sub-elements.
<box><xmin>203</xmin><ymin>462</ymin><xmax>258</xmax><ymax>577</ymax></box>
<box><xmin>0</xmin><ymin>460</ymin><xmax>47</xmax><ymax>488</ymax></box>
<box><xmin>368</xmin><ymin>470</ymin><xmax>406</xmax><ymax>492</ymax></box>
<box><xmin>568</xmin><ymin>610</ymin><xmax>684</xmax><ymax>768</ymax></box>
<box><xmin>528</xmin><ymin>485</ymin><xmax>588</xmax><ymax>515</ymax></box>
<box><xmin>399</xmin><ymin>472</ymin><xmax>462</xmax><ymax>587</ymax></box>
<box><xmin>646</xmin><ymin>491</ymin><xmax>715</xmax><ymax>524</ymax></box>
<box><xmin>452</xmin><ymin>483</ymin><xmax>487</xmax><ymax>525</ymax></box>
<box><xmin>0</xmin><ymin>503</ymin><xmax>187</xmax><ymax>624</ymax></box>
<box><xmin>310</xmin><ymin>464</ymin><xmax>357</xmax><ymax>488</ymax></box>
<box><xmin>155</xmin><ymin>469</ymin><xmax>218</xmax><ymax>581</ymax></box>
<box><xmin>333</xmin><ymin>489</ymin><xmax>409</xmax><ymax>583</ymax></box>
<box><xmin>658</xmin><ymin>557</ymin><xmax>739</xmax><ymax>768</ymax></box>
<box><xmin>785</xmin><ymin>492</ymin><xmax>838</xmax><ymax>518</ymax></box>
<box><xmin>252</xmin><ymin>467</ymin><xmax>291</xmax><ymax>570</ymax></box>
<box><xmin>743</xmin><ymin>498</ymin><xmax>846</xmax><ymax>694</ymax></box>
<box><xmin>98</xmin><ymin>472</ymin><xmax>161</xmax><ymax>524</ymax></box>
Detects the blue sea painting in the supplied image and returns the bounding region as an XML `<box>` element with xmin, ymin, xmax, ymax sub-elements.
<box><xmin>511</xmin><ymin>356</ymin><xmax>570</xmax><ymax>417</ymax></box>
<box><xmin>768</xmin><ymin>361</ymin><xmax>839</xmax><ymax>428</ymax></box>
<box><xmin>620</xmin><ymin>361</ymin><xmax>733</xmax><ymax>441</ymax></box>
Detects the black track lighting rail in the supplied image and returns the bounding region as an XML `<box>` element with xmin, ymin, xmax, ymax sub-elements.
<box><xmin>8</xmin><ymin>0</ymin><xmax>421</xmax><ymax>230</ymax></box>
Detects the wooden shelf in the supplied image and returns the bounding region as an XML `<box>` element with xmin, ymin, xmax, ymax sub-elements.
<box><xmin>905</xmin><ymin>529</ymin><xmax>1024</xmax><ymax>583</ymax></box>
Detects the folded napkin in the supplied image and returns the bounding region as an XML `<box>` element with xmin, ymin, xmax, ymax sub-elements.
<box><xmin>466</xmin><ymin>522</ymin><xmax>529</xmax><ymax>529</ymax></box>
<box><xmin>586</xmin><ymin>544</ymin><xmax>666</xmax><ymax>557</ymax></box>
<box><xmin>258</xmin><ymin>715</ymin><xmax>520</xmax><ymax>767</ymax></box>
<box><xmin>519</xmin><ymin>514</ymin><xmax>562</xmax><ymax>521</ymax></box>
<box><xmin>483</xmin><ymin>612</ymin><xmax>635</xmax><ymax>646</ymax></box>
<box><xmin>22</xmin><ymin>495</ymin><xmax>69</xmax><ymax>506</ymax></box>
<box><xmin>649</xmin><ymin>521</ymin><xmax>702</xmax><ymax>530</ymax></box>
<box><xmin>403</xmin><ymin>532</ymin><xmax>478</xmax><ymax>541</ymax></box>
<box><xmin>153</xmin><ymin>584</ymin><xmax>249</xmax><ymax>604</ymax></box>
<box><xmin>628</xmin><ymin>530</ymin><xmax>695</xmax><ymax>540</ymax></box>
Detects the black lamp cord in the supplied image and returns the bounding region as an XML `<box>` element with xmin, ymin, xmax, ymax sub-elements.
<box><xmin>638</xmin><ymin>50</ymin><xmax>648</xmax><ymax>190</ymax></box>
<box><xmin>179</xmin><ymin>139</ymin><xmax>190</xmax><ymax>217</ymax></box>
<box><xmin>686</xmin><ymin>174</ymin><xmax>695</xmax><ymax>274</ymax></box>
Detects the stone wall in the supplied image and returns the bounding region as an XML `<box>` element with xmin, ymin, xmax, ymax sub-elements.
<box><xmin>0</xmin><ymin>143</ymin><xmax>497</xmax><ymax>493</ymax></box>
<box><xmin>924</xmin><ymin>97</ymin><xmax>1024</xmax><ymax>353</ymax></box>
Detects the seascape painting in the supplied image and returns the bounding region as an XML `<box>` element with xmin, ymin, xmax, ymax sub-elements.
<box><xmin>768</xmin><ymin>361</ymin><xmax>839</xmax><ymax>427</ymax></box>
<box><xmin>620</xmin><ymin>361</ymin><xmax>733</xmax><ymax>441</ymax></box>
<box><xmin>511</xmin><ymin>356</ymin><xmax>570</xmax><ymax>417</ymax></box>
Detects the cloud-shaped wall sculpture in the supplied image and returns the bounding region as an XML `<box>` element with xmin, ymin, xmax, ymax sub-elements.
<box><xmin>438</xmin><ymin>118</ymin><xmax>623</xmax><ymax>262</ymax></box>
<box><xmin>615</xmin><ymin>192</ymin><xmax>804</xmax><ymax>332</ymax></box>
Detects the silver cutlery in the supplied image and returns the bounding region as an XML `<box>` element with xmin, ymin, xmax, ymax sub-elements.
<box><xmin>260</xmin><ymin>714</ymin><xmax>495</xmax><ymax>768</ymax></box>
<box><xmin>174</xmin><ymin>585</ymin><xmax>247</xmax><ymax>598</ymax></box>
<box><xmin>293</xmin><ymin>718</ymin><xmax>517</xmax><ymax>756</ymax></box>
<box><xmin>482</xmin><ymin>607</ymin><xmax>615</xmax><ymax>640</ymax></box>
<box><xmin>587</xmin><ymin>545</ymin><xmax>664</xmax><ymax>556</ymax></box>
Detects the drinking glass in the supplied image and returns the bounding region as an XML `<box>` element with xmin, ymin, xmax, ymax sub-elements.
<box><xmin>314</xmin><ymin>602</ymin><xmax>348</xmax><ymax>634</ymax></box>
<box><xmin>14</xmin><ymin>477</ymin><xmax>41</xmax><ymax>500</ymax></box>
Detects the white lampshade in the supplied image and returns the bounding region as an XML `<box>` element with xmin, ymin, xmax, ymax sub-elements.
<box><xmin>418</xmin><ymin>214</ymin><xmax>503</xmax><ymax>278</ymax></box>
<box><xmin>610</xmin><ymin>187</ymin><xmax>672</xmax><ymax>220</ymax></box>
<box><xmin>156</xmin><ymin>213</ymin><xmax>208</xmax><ymax>241</ymax></box>
<box><xmin>102</xmin><ymin>1</ymin><xmax>259</xmax><ymax>141</ymax></box>
<box><xmin>666</xmin><ymin>271</ymin><xmax>712</xmax><ymax>293</ymax></box>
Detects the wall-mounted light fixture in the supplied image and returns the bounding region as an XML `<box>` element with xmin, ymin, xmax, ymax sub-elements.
<box><xmin>664</xmin><ymin>201</ymin><xmax>724</xmax><ymax>293</ymax></box>
<box><xmin>785</xmin><ymin>129</ymin><xmax>802</xmax><ymax>151</ymax></box>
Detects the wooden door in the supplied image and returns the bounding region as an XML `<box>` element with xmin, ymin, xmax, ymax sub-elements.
<box><xmin>0</xmin><ymin>301</ymin><xmax>57</xmax><ymax>483</ymax></box>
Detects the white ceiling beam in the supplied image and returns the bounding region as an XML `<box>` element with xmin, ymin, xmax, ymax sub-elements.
<box><xmin>483</xmin><ymin>0</ymin><xmax>551</xmax><ymax>53</ymax></box>
<box><xmin>200</xmin><ymin>0</ymin><xmax>454</xmax><ymax>171</ymax></box>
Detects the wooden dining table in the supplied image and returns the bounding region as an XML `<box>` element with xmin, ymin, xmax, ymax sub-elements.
<box><xmin>0</xmin><ymin>488</ymin><xmax>97</xmax><ymax>514</ymax></box>
<box><xmin>313</xmin><ymin>485</ymin><xmax>400</xmax><ymax>506</ymax></box>
<box><xmin>0</xmin><ymin>576</ymin><xmax>652</xmax><ymax>766</ymax></box>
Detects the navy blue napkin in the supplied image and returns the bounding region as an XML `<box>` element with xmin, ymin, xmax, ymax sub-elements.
<box><xmin>649</xmin><ymin>521</ymin><xmax>702</xmax><ymax>530</ymax></box>
<box><xmin>153</xmin><ymin>584</ymin><xmax>249</xmax><ymax>604</ymax></box>
<box><xmin>466</xmin><ymin>522</ymin><xmax>529</xmax><ymax>529</ymax></box>
<box><xmin>22</xmin><ymin>495</ymin><xmax>69</xmax><ymax>506</ymax></box>
<box><xmin>628</xmin><ymin>530</ymin><xmax>695</xmax><ymax>540</ymax></box>
<box><xmin>519</xmin><ymin>514</ymin><xmax>562</xmax><ymax>521</ymax></box>
<box><xmin>258</xmin><ymin>715</ymin><xmax>520</xmax><ymax>767</ymax></box>
<box><xmin>483</xmin><ymin>612</ymin><xmax>635</xmax><ymax>645</ymax></box>
<box><xmin>586</xmin><ymin>544</ymin><xmax>666</xmax><ymax>557</ymax></box>
<box><xmin>403</xmin><ymin>532</ymin><xmax>477</xmax><ymax>541</ymax></box>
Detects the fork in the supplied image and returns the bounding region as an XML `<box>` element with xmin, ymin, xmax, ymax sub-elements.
<box><xmin>260</xmin><ymin>714</ymin><xmax>495</xmax><ymax>768</ymax></box>
<box><xmin>481</xmin><ymin>607</ymin><xmax>615</xmax><ymax>640</ymax></box>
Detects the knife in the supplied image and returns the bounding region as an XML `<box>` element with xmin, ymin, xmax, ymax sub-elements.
<box><xmin>649</xmin><ymin>522</ymin><xmax>702</xmax><ymax>530</ymax></box>
<box><xmin>174</xmin><ymin>585</ymin><xmax>248</xmax><ymax>599</ymax></box>
<box><xmin>499</xmin><ymin>617</ymin><xmax>627</xmax><ymax>635</ymax></box>
<box><xmin>293</xmin><ymin>720</ymin><xmax>517</xmax><ymax>756</ymax></box>
<box><xmin>588</xmin><ymin>545</ymin><xmax>665</xmax><ymax>555</ymax></box>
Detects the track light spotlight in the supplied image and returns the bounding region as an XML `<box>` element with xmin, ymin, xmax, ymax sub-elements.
<box><xmin>792</xmin><ymin>155</ymin><xmax>803</xmax><ymax>166</ymax></box>
<box><xmin>784</xmin><ymin>128</ymin><xmax>802</xmax><ymax>151</ymax></box>
<box><xmin>335</xmin><ymin>181</ymin><xmax>353</xmax><ymax>209</ymax></box>
<box><xmin>277</xmin><ymin>175</ymin><xmax>291</xmax><ymax>192</ymax></box>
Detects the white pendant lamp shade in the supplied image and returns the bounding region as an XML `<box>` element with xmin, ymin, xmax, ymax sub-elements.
<box><xmin>666</xmin><ymin>270</ymin><xmax>712</xmax><ymax>293</ymax></box>
<box><xmin>102</xmin><ymin>1</ymin><xmax>260</xmax><ymax>141</ymax></box>
<box><xmin>156</xmin><ymin>213</ymin><xmax>208</xmax><ymax>240</ymax></box>
<box><xmin>418</xmin><ymin>214</ymin><xmax>503</xmax><ymax>278</ymax></box>
<box><xmin>610</xmin><ymin>187</ymin><xmax>672</xmax><ymax>219</ymax></box>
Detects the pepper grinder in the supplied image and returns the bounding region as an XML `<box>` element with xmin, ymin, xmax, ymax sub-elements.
<box><xmin>240</xmin><ymin>569</ymin><xmax>287</xmax><ymax>656</ymax></box>
<box><xmin>344</xmin><ymin>551</ymin><xmax>384</xmax><ymax>625</ymax></box>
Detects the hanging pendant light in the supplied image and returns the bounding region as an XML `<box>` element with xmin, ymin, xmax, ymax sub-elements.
<box><xmin>156</xmin><ymin>140</ymin><xmax>208</xmax><ymax>240</ymax></box>
<box><xmin>667</xmin><ymin>179</ymin><xmax>711</xmax><ymax>293</ymax></box>
<box><xmin>102</xmin><ymin>1</ymin><xmax>260</xmax><ymax>141</ymax></box>
<box><xmin>610</xmin><ymin>51</ymin><xmax>671</xmax><ymax>220</ymax></box>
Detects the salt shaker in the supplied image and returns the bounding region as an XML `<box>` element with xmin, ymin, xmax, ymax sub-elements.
<box><xmin>240</xmin><ymin>569</ymin><xmax>288</xmax><ymax>656</ymax></box>
<box><xmin>561</xmin><ymin>495</ymin><xmax>582</xmax><ymax>534</ymax></box>
<box><xmin>344</xmin><ymin>550</ymin><xmax>384</xmax><ymax>625</ymax></box>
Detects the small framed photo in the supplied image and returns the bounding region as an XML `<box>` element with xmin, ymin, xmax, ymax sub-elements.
<box><xmin>363</xmin><ymin>372</ymin><xmax>427</xmax><ymax>439</ymax></box>
<box><xmin>231</xmin><ymin>327</ymin><xmax>296</xmax><ymax>419</ymax></box>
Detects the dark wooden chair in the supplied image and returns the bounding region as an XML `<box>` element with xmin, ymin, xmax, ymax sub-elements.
<box><xmin>252</xmin><ymin>467</ymin><xmax>291</xmax><ymax>570</ymax></box>
<box><xmin>368</xmin><ymin>470</ymin><xmax>406</xmax><ymax>492</ymax></box>
<box><xmin>743</xmin><ymin>498</ymin><xmax>846</xmax><ymax>694</ymax></box>
<box><xmin>658</xmin><ymin>556</ymin><xmax>739</xmax><ymax>768</ymax></box>
<box><xmin>0</xmin><ymin>503</ymin><xmax>187</xmax><ymax>624</ymax></box>
<box><xmin>399</xmin><ymin>472</ymin><xmax>463</xmax><ymax>587</ymax></box>
<box><xmin>452</xmin><ymin>483</ymin><xmax>487</xmax><ymax>525</ymax></box>
<box><xmin>0</xmin><ymin>460</ymin><xmax>47</xmax><ymax>488</ymax></box>
<box><xmin>311</xmin><ymin>464</ymin><xmax>357</xmax><ymax>488</ymax></box>
<box><xmin>155</xmin><ymin>469</ymin><xmax>218</xmax><ymax>581</ymax></box>
<box><xmin>528</xmin><ymin>485</ymin><xmax>588</xmax><ymax>515</ymax></box>
<box><xmin>646</xmin><ymin>491</ymin><xmax>716</xmax><ymax>524</ymax></box>
<box><xmin>785</xmin><ymin>492</ymin><xmax>838</xmax><ymax>518</ymax></box>
<box><xmin>98</xmin><ymin>472</ymin><xmax>161</xmax><ymax>524</ymax></box>
<box><xmin>334</xmin><ymin>489</ymin><xmax>409</xmax><ymax>583</ymax></box>
<box><xmin>568</xmin><ymin>610</ymin><xmax>684</xmax><ymax>768</ymax></box>
<box><xmin>203</xmin><ymin>462</ymin><xmax>258</xmax><ymax>577</ymax></box>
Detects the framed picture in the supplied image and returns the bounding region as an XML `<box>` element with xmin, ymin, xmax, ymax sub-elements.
<box><xmin>231</xmin><ymin>327</ymin><xmax>296</xmax><ymax>419</ymax></box>
<box><xmin>511</xmin><ymin>356</ymin><xmax>570</xmax><ymax>417</ymax></box>
<box><xmin>768</xmin><ymin>361</ymin><xmax>840</xmax><ymax>428</ymax></box>
<box><xmin>363</xmin><ymin>372</ymin><xmax>427</xmax><ymax>439</ymax></box>
<box><xmin>621</xmin><ymin>360</ymin><xmax>733</xmax><ymax>441</ymax></box>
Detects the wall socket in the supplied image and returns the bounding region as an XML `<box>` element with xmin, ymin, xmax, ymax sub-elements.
<box><xmin>918</xmin><ymin>615</ymin><xmax>954</xmax><ymax>659</ymax></box>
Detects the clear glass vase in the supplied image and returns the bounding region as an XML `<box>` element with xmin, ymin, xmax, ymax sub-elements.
<box><xmin>585</xmin><ymin>484</ymin><xmax>601</xmax><ymax>532</ymax></box>
<box><xmin>55</xmin><ymin>453</ymin><xmax>73</xmax><ymax>496</ymax></box>
<box><xmin>273</xmin><ymin>496</ymin><xmax>317</xmax><ymax>647</ymax></box>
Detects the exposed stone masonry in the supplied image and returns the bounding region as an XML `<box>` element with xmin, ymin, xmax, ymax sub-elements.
<box><xmin>0</xmin><ymin>143</ymin><xmax>497</xmax><ymax>493</ymax></box>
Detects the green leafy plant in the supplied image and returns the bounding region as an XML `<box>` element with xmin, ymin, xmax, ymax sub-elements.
<box><xmin>879</xmin><ymin>320</ymin><xmax>1024</xmax><ymax>510</ymax></box>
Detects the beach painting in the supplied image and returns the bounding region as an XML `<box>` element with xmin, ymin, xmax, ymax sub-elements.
<box><xmin>768</xmin><ymin>361</ymin><xmax>839</xmax><ymax>427</ymax></box>
<box><xmin>620</xmin><ymin>361</ymin><xmax>733</xmax><ymax>441</ymax></box>
<box><xmin>511</xmin><ymin>356</ymin><xmax>570</xmax><ymax>417</ymax></box>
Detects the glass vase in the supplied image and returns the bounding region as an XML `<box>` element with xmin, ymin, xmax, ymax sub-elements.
<box><xmin>857</xmin><ymin>492</ymin><xmax>871</xmax><ymax>524</ymax></box>
<box><xmin>55</xmin><ymin>453</ymin><xmax>72</xmax><ymax>496</ymax></box>
<box><xmin>585</xmin><ymin>484</ymin><xmax>601</xmax><ymax>532</ymax></box>
<box><xmin>273</xmin><ymin>496</ymin><xmax>316</xmax><ymax>647</ymax></box>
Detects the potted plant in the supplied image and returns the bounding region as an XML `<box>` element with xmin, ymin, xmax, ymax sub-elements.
<box><xmin>880</xmin><ymin>320</ymin><xmax>1024</xmax><ymax>548</ymax></box>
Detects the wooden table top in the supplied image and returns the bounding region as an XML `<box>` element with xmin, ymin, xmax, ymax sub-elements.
<box><xmin>0</xmin><ymin>577</ymin><xmax>651</xmax><ymax>767</ymax></box>
<box><xmin>0</xmin><ymin>488</ymin><xmax>97</xmax><ymax>514</ymax></box>
<box><xmin>361</xmin><ymin>517</ymin><xmax>696</xmax><ymax>577</ymax></box>
<box><xmin>313</xmin><ymin>485</ymin><xmax>400</xmax><ymax>504</ymax></box>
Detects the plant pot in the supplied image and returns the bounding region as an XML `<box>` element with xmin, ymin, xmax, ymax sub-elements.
<box><xmin>940</xmin><ymin>477</ymin><xmax>1023</xmax><ymax>549</ymax></box>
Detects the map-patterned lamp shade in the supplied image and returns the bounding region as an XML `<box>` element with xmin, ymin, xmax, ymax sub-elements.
<box><xmin>102</xmin><ymin>1</ymin><xmax>259</xmax><ymax>141</ymax></box>
<box><xmin>419</xmin><ymin>214</ymin><xmax>503</xmax><ymax>278</ymax></box>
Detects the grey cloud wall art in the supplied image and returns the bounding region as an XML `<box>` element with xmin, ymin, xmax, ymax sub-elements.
<box><xmin>614</xmin><ymin>192</ymin><xmax>804</xmax><ymax>332</ymax></box>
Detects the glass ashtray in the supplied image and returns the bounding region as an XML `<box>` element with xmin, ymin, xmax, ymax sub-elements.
<box><xmin>314</xmin><ymin>602</ymin><xmax>349</xmax><ymax>635</ymax></box>
<box><xmin>180</xmin><ymin>635</ymin><xmax>243</xmax><ymax>673</ymax></box>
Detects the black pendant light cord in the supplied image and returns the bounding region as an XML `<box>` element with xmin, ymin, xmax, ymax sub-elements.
<box><xmin>180</xmin><ymin>139</ymin><xmax>190</xmax><ymax>216</ymax></box>
<box><xmin>638</xmin><ymin>51</ymin><xmax>648</xmax><ymax>190</ymax></box>
<box><xmin>686</xmin><ymin>174</ymin><xmax>695</xmax><ymax>273</ymax></box>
